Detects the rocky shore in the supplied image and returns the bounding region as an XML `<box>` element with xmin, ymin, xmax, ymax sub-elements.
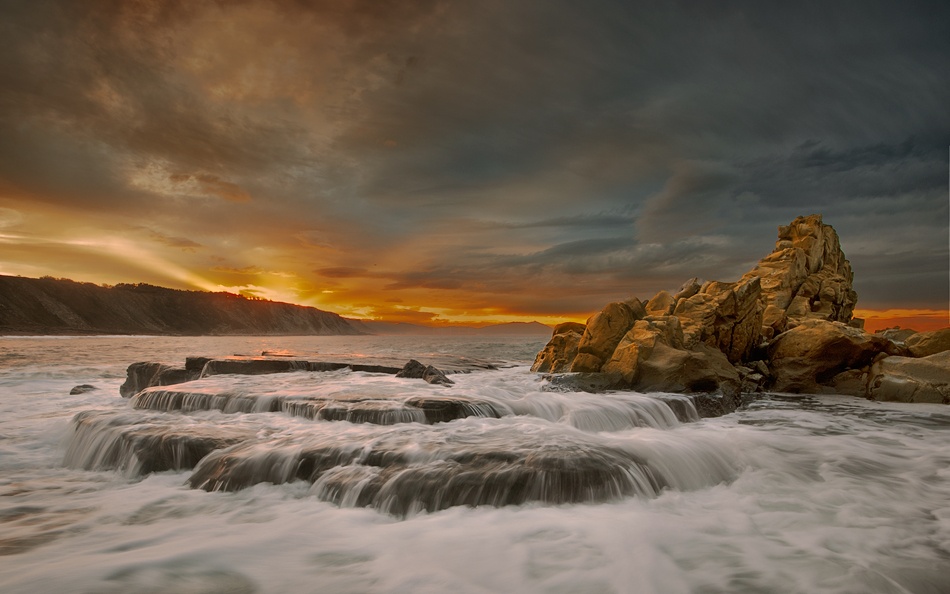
<box><xmin>533</xmin><ymin>215</ymin><xmax>950</xmax><ymax>408</ymax></box>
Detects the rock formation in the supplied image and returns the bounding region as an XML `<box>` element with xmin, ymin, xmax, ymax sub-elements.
<box><xmin>740</xmin><ymin>214</ymin><xmax>857</xmax><ymax>338</ymax></box>
<box><xmin>532</xmin><ymin>214</ymin><xmax>949</xmax><ymax>407</ymax></box>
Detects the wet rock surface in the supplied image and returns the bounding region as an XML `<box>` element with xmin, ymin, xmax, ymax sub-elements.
<box><xmin>120</xmin><ymin>354</ymin><xmax>500</xmax><ymax>399</ymax></box>
<box><xmin>69</xmin><ymin>384</ymin><xmax>98</xmax><ymax>395</ymax></box>
<box><xmin>65</xmin><ymin>355</ymin><xmax>728</xmax><ymax>515</ymax></box>
<box><xmin>182</xmin><ymin>422</ymin><xmax>734</xmax><ymax>516</ymax></box>
<box><xmin>64</xmin><ymin>411</ymin><xmax>254</xmax><ymax>475</ymax></box>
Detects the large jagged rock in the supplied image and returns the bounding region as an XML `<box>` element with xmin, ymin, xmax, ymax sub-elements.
<box><xmin>672</xmin><ymin>277</ymin><xmax>763</xmax><ymax>363</ymax></box>
<box><xmin>766</xmin><ymin>320</ymin><xmax>900</xmax><ymax>393</ymax></box>
<box><xmin>741</xmin><ymin>214</ymin><xmax>856</xmax><ymax>338</ymax></box>
<box><xmin>867</xmin><ymin>351</ymin><xmax>950</xmax><ymax>404</ymax></box>
<box><xmin>904</xmin><ymin>328</ymin><xmax>950</xmax><ymax>358</ymax></box>
<box><xmin>532</xmin><ymin>214</ymin><xmax>947</xmax><ymax>407</ymax></box>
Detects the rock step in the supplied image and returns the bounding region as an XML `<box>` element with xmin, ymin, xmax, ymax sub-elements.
<box><xmin>62</xmin><ymin>411</ymin><xmax>254</xmax><ymax>475</ymax></box>
<box><xmin>121</xmin><ymin>355</ymin><xmax>501</xmax><ymax>398</ymax></box>
<box><xmin>131</xmin><ymin>387</ymin><xmax>505</xmax><ymax>425</ymax></box>
<box><xmin>186</xmin><ymin>429</ymin><xmax>668</xmax><ymax>516</ymax></box>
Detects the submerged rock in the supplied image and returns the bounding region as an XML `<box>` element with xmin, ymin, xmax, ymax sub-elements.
<box><xmin>200</xmin><ymin>358</ymin><xmax>312</xmax><ymax>377</ymax></box>
<box><xmin>395</xmin><ymin>359</ymin><xmax>455</xmax><ymax>385</ymax></box>
<box><xmin>70</xmin><ymin>384</ymin><xmax>98</xmax><ymax>395</ymax></box>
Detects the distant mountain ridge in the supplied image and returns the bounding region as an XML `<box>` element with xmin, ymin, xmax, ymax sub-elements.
<box><xmin>347</xmin><ymin>319</ymin><xmax>552</xmax><ymax>336</ymax></box>
<box><xmin>0</xmin><ymin>275</ymin><xmax>361</xmax><ymax>336</ymax></box>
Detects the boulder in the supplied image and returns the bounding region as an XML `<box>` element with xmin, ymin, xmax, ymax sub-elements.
<box><xmin>422</xmin><ymin>365</ymin><xmax>454</xmax><ymax>386</ymax></box>
<box><xmin>635</xmin><ymin>342</ymin><xmax>739</xmax><ymax>401</ymax></box>
<box><xmin>570</xmin><ymin>301</ymin><xmax>642</xmax><ymax>372</ymax></box>
<box><xmin>741</xmin><ymin>214</ymin><xmax>856</xmax><ymax>338</ymax></box>
<box><xmin>904</xmin><ymin>328</ymin><xmax>950</xmax><ymax>358</ymax></box>
<box><xmin>601</xmin><ymin>316</ymin><xmax>685</xmax><ymax>384</ymax></box>
<box><xmin>395</xmin><ymin>359</ymin><xmax>428</xmax><ymax>378</ymax></box>
<box><xmin>70</xmin><ymin>384</ymin><xmax>98</xmax><ymax>395</ymax></box>
<box><xmin>867</xmin><ymin>351</ymin><xmax>950</xmax><ymax>404</ymax></box>
<box><xmin>531</xmin><ymin>322</ymin><xmax>585</xmax><ymax>373</ymax></box>
<box><xmin>645</xmin><ymin>291</ymin><xmax>675</xmax><ymax>316</ymax></box>
<box><xmin>767</xmin><ymin>319</ymin><xmax>899</xmax><ymax>393</ymax></box>
<box><xmin>396</xmin><ymin>359</ymin><xmax>455</xmax><ymax>385</ymax></box>
<box><xmin>673</xmin><ymin>278</ymin><xmax>702</xmax><ymax>302</ymax></box>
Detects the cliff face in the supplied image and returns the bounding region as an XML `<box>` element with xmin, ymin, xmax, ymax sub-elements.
<box><xmin>0</xmin><ymin>276</ymin><xmax>362</xmax><ymax>336</ymax></box>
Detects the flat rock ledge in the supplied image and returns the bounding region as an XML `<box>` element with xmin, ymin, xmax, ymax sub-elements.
<box><xmin>120</xmin><ymin>354</ymin><xmax>498</xmax><ymax>398</ymax></box>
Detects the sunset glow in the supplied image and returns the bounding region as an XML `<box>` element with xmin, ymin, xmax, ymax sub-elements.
<box><xmin>0</xmin><ymin>1</ymin><xmax>947</xmax><ymax>328</ymax></box>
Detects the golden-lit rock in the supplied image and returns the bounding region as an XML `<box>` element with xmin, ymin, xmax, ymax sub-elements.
<box><xmin>904</xmin><ymin>328</ymin><xmax>950</xmax><ymax>358</ymax></box>
<box><xmin>645</xmin><ymin>290</ymin><xmax>675</xmax><ymax>316</ymax></box>
<box><xmin>530</xmin><ymin>214</ymin><xmax>943</xmax><ymax>406</ymax></box>
<box><xmin>741</xmin><ymin>214</ymin><xmax>857</xmax><ymax>336</ymax></box>
<box><xmin>530</xmin><ymin>322</ymin><xmax>585</xmax><ymax>373</ymax></box>
<box><xmin>569</xmin><ymin>301</ymin><xmax>643</xmax><ymax>372</ymax></box>
<box><xmin>867</xmin><ymin>351</ymin><xmax>950</xmax><ymax>404</ymax></box>
<box><xmin>766</xmin><ymin>319</ymin><xmax>899</xmax><ymax>393</ymax></box>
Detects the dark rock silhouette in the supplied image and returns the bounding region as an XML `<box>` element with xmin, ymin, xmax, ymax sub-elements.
<box><xmin>0</xmin><ymin>275</ymin><xmax>361</xmax><ymax>336</ymax></box>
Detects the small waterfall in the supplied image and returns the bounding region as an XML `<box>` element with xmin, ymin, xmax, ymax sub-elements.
<box><xmin>63</xmin><ymin>411</ymin><xmax>252</xmax><ymax>476</ymax></box>
<box><xmin>506</xmin><ymin>391</ymin><xmax>698</xmax><ymax>431</ymax></box>
<box><xmin>187</xmin><ymin>419</ymin><xmax>738</xmax><ymax>516</ymax></box>
<box><xmin>131</xmin><ymin>388</ymin><xmax>281</xmax><ymax>414</ymax></box>
<box><xmin>132</xmin><ymin>384</ymin><xmax>508</xmax><ymax>425</ymax></box>
<box><xmin>65</xmin><ymin>365</ymin><xmax>728</xmax><ymax>516</ymax></box>
<box><xmin>316</xmin><ymin>401</ymin><xmax>427</xmax><ymax>425</ymax></box>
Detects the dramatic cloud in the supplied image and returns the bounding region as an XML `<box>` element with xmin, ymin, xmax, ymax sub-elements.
<box><xmin>0</xmin><ymin>0</ymin><xmax>947</xmax><ymax>326</ymax></box>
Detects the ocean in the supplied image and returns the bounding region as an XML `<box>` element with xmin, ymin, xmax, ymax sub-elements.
<box><xmin>1</xmin><ymin>335</ymin><xmax>948</xmax><ymax>594</ymax></box>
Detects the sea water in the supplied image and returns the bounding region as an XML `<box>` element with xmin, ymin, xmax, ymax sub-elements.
<box><xmin>1</xmin><ymin>335</ymin><xmax>948</xmax><ymax>593</ymax></box>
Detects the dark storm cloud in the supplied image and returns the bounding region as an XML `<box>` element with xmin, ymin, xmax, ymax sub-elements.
<box><xmin>1</xmin><ymin>0</ymin><xmax>947</xmax><ymax>317</ymax></box>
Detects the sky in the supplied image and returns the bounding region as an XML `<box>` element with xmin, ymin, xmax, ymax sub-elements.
<box><xmin>0</xmin><ymin>0</ymin><xmax>948</xmax><ymax>330</ymax></box>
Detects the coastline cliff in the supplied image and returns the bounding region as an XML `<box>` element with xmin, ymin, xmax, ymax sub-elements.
<box><xmin>0</xmin><ymin>275</ymin><xmax>361</xmax><ymax>336</ymax></box>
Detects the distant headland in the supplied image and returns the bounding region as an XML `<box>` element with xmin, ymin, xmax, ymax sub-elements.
<box><xmin>0</xmin><ymin>275</ymin><xmax>552</xmax><ymax>337</ymax></box>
